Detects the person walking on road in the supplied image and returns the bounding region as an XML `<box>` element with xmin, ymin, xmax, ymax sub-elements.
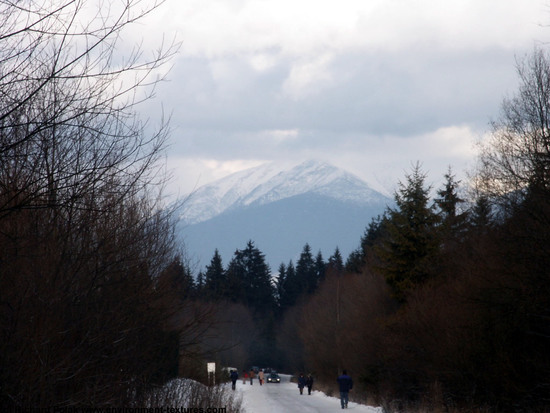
<box><xmin>306</xmin><ymin>374</ymin><xmax>314</xmax><ymax>395</ymax></box>
<box><xmin>230</xmin><ymin>370</ymin><xmax>238</xmax><ymax>390</ymax></box>
<box><xmin>337</xmin><ymin>369</ymin><xmax>353</xmax><ymax>409</ymax></box>
<box><xmin>258</xmin><ymin>369</ymin><xmax>265</xmax><ymax>385</ymax></box>
<box><xmin>297</xmin><ymin>373</ymin><xmax>306</xmax><ymax>395</ymax></box>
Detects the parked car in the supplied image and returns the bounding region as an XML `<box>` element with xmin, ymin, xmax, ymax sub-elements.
<box><xmin>267</xmin><ymin>373</ymin><xmax>281</xmax><ymax>383</ymax></box>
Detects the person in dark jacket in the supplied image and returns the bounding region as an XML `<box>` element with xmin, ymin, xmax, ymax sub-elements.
<box><xmin>306</xmin><ymin>374</ymin><xmax>314</xmax><ymax>395</ymax></box>
<box><xmin>337</xmin><ymin>370</ymin><xmax>353</xmax><ymax>409</ymax></box>
<box><xmin>297</xmin><ymin>373</ymin><xmax>306</xmax><ymax>395</ymax></box>
<box><xmin>230</xmin><ymin>370</ymin><xmax>238</xmax><ymax>390</ymax></box>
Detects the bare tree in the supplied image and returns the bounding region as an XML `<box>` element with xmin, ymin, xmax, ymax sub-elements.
<box><xmin>0</xmin><ymin>0</ymin><xmax>178</xmax><ymax>218</ymax></box>
<box><xmin>0</xmin><ymin>0</ymin><xmax>186</xmax><ymax>407</ymax></box>
<box><xmin>477</xmin><ymin>47</ymin><xmax>550</xmax><ymax>209</ymax></box>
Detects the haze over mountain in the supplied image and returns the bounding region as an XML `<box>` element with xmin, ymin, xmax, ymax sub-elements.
<box><xmin>178</xmin><ymin>160</ymin><xmax>392</xmax><ymax>272</ymax></box>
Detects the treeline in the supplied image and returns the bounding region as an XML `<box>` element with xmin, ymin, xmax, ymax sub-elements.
<box><xmin>194</xmin><ymin>242</ymin><xmax>344</xmax><ymax>313</ymax></box>
<box><xmin>176</xmin><ymin>240</ymin><xmax>345</xmax><ymax>369</ymax></box>
<box><xmin>291</xmin><ymin>51</ymin><xmax>550</xmax><ymax>412</ymax></box>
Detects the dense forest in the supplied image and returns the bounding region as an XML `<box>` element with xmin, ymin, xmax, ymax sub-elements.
<box><xmin>1</xmin><ymin>0</ymin><xmax>549</xmax><ymax>411</ymax></box>
<box><xmin>173</xmin><ymin>51</ymin><xmax>550</xmax><ymax>412</ymax></box>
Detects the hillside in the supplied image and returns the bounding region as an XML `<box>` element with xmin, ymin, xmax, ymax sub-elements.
<box><xmin>178</xmin><ymin>160</ymin><xmax>391</xmax><ymax>270</ymax></box>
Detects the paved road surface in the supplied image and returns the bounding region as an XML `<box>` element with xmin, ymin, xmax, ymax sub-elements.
<box><xmin>237</xmin><ymin>374</ymin><xmax>382</xmax><ymax>413</ymax></box>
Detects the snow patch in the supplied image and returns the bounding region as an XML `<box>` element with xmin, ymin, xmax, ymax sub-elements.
<box><xmin>181</xmin><ymin>159</ymin><xmax>388</xmax><ymax>224</ymax></box>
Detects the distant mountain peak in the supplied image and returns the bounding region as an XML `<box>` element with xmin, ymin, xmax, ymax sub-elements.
<box><xmin>181</xmin><ymin>159</ymin><xmax>386</xmax><ymax>225</ymax></box>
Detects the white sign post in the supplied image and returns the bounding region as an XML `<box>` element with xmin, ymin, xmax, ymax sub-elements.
<box><xmin>207</xmin><ymin>362</ymin><xmax>216</xmax><ymax>386</ymax></box>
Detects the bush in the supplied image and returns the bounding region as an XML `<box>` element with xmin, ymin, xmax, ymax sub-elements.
<box><xmin>144</xmin><ymin>379</ymin><xmax>243</xmax><ymax>412</ymax></box>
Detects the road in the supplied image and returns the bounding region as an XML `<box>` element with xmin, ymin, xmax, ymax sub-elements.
<box><xmin>238</xmin><ymin>374</ymin><xmax>382</xmax><ymax>413</ymax></box>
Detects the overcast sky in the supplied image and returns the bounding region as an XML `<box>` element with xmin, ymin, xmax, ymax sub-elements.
<box><xmin>136</xmin><ymin>0</ymin><xmax>550</xmax><ymax>198</ymax></box>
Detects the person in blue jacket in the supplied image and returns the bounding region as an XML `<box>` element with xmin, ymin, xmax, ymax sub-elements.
<box><xmin>337</xmin><ymin>369</ymin><xmax>353</xmax><ymax>409</ymax></box>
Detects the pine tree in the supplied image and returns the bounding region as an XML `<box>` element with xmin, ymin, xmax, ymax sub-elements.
<box><xmin>280</xmin><ymin>260</ymin><xmax>298</xmax><ymax>310</ymax></box>
<box><xmin>226</xmin><ymin>241</ymin><xmax>275</xmax><ymax>314</ymax></box>
<box><xmin>345</xmin><ymin>214</ymin><xmax>388</xmax><ymax>273</ymax></box>
<box><xmin>196</xmin><ymin>271</ymin><xmax>205</xmax><ymax>295</ymax></box>
<box><xmin>225</xmin><ymin>255</ymin><xmax>245</xmax><ymax>303</ymax></box>
<box><xmin>345</xmin><ymin>249</ymin><xmax>363</xmax><ymax>274</ymax></box>
<box><xmin>315</xmin><ymin>250</ymin><xmax>326</xmax><ymax>284</ymax></box>
<box><xmin>204</xmin><ymin>249</ymin><xmax>226</xmax><ymax>300</ymax></box>
<box><xmin>275</xmin><ymin>263</ymin><xmax>287</xmax><ymax>308</ymax></box>
<box><xmin>296</xmin><ymin>243</ymin><xmax>318</xmax><ymax>295</ymax></box>
<box><xmin>376</xmin><ymin>163</ymin><xmax>439</xmax><ymax>301</ymax></box>
<box><xmin>159</xmin><ymin>256</ymin><xmax>196</xmax><ymax>300</ymax></box>
<box><xmin>469</xmin><ymin>195</ymin><xmax>493</xmax><ymax>231</ymax></box>
<box><xmin>435</xmin><ymin>167</ymin><xmax>467</xmax><ymax>235</ymax></box>
<box><xmin>327</xmin><ymin>247</ymin><xmax>344</xmax><ymax>276</ymax></box>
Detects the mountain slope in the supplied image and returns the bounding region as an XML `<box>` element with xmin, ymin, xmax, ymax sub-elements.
<box><xmin>178</xmin><ymin>160</ymin><xmax>391</xmax><ymax>270</ymax></box>
<box><xmin>181</xmin><ymin>159</ymin><xmax>385</xmax><ymax>225</ymax></box>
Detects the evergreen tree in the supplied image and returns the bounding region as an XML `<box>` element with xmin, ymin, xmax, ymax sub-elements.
<box><xmin>180</xmin><ymin>261</ymin><xmax>196</xmax><ymax>299</ymax></box>
<box><xmin>226</xmin><ymin>241</ymin><xmax>275</xmax><ymax>314</ymax></box>
<box><xmin>196</xmin><ymin>271</ymin><xmax>205</xmax><ymax>295</ymax></box>
<box><xmin>275</xmin><ymin>263</ymin><xmax>287</xmax><ymax>308</ymax></box>
<box><xmin>345</xmin><ymin>214</ymin><xmax>388</xmax><ymax>273</ymax></box>
<box><xmin>159</xmin><ymin>256</ymin><xmax>196</xmax><ymax>300</ymax></box>
<box><xmin>296</xmin><ymin>243</ymin><xmax>318</xmax><ymax>294</ymax></box>
<box><xmin>435</xmin><ymin>167</ymin><xmax>467</xmax><ymax>235</ymax></box>
<box><xmin>327</xmin><ymin>247</ymin><xmax>344</xmax><ymax>276</ymax></box>
<box><xmin>280</xmin><ymin>260</ymin><xmax>298</xmax><ymax>310</ymax></box>
<box><xmin>204</xmin><ymin>249</ymin><xmax>226</xmax><ymax>300</ymax></box>
<box><xmin>315</xmin><ymin>250</ymin><xmax>326</xmax><ymax>284</ymax></box>
<box><xmin>345</xmin><ymin>249</ymin><xmax>363</xmax><ymax>274</ymax></box>
<box><xmin>469</xmin><ymin>194</ymin><xmax>493</xmax><ymax>231</ymax></box>
<box><xmin>225</xmin><ymin>254</ymin><xmax>245</xmax><ymax>304</ymax></box>
<box><xmin>363</xmin><ymin>214</ymin><xmax>389</xmax><ymax>248</ymax></box>
<box><xmin>376</xmin><ymin>163</ymin><xmax>439</xmax><ymax>301</ymax></box>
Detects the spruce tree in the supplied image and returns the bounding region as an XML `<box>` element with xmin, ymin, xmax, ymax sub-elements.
<box><xmin>315</xmin><ymin>250</ymin><xmax>326</xmax><ymax>284</ymax></box>
<box><xmin>225</xmin><ymin>255</ymin><xmax>245</xmax><ymax>304</ymax></box>
<box><xmin>435</xmin><ymin>167</ymin><xmax>467</xmax><ymax>236</ymax></box>
<box><xmin>204</xmin><ymin>249</ymin><xmax>226</xmax><ymax>300</ymax></box>
<box><xmin>345</xmin><ymin>249</ymin><xmax>363</xmax><ymax>274</ymax></box>
<box><xmin>227</xmin><ymin>241</ymin><xmax>275</xmax><ymax>314</ymax></box>
<box><xmin>196</xmin><ymin>271</ymin><xmax>205</xmax><ymax>295</ymax></box>
<box><xmin>280</xmin><ymin>260</ymin><xmax>298</xmax><ymax>310</ymax></box>
<box><xmin>469</xmin><ymin>195</ymin><xmax>493</xmax><ymax>231</ymax></box>
<box><xmin>327</xmin><ymin>247</ymin><xmax>344</xmax><ymax>276</ymax></box>
<box><xmin>159</xmin><ymin>256</ymin><xmax>196</xmax><ymax>300</ymax></box>
<box><xmin>376</xmin><ymin>163</ymin><xmax>439</xmax><ymax>301</ymax></box>
<box><xmin>275</xmin><ymin>263</ymin><xmax>287</xmax><ymax>309</ymax></box>
<box><xmin>296</xmin><ymin>243</ymin><xmax>318</xmax><ymax>294</ymax></box>
<box><xmin>345</xmin><ymin>214</ymin><xmax>388</xmax><ymax>273</ymax></box>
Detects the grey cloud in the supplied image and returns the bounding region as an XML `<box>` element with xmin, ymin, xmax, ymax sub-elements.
<box><xmin>162</xmin><ymin>44</ymin><xmax>518</xmax><ymax>162</ymax></box>
<box><xmin>174</xmin><ymin>49</ymin><xmax>511</xmax><ymax>128</ymax></box>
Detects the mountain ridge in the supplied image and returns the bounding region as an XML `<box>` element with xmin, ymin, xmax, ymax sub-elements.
<box><xmin>181</xmin><ymin>159</ymin><xmax>387</xmax><ymax>225</ymax></box>
<box><xmin>178</xmin><ymin>159</ymin><xmax>392</xmax><ymax>270</ymax></box>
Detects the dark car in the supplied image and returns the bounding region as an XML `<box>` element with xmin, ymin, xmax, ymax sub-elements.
<box><xmin>267</xmin><ymin>373</ymin><xmax>281</xmax><ymax>383</ymax></box>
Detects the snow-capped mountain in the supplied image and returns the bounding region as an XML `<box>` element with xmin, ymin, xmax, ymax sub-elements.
<box><xmin>178</xmin><ymin>160</ymin><xmax>391</xmax><ymax>271</ymax></box>
<box><xmin>181</xmin><ymin>159</ymin><xmax>386</xmax><ymax>225</ymax></box>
